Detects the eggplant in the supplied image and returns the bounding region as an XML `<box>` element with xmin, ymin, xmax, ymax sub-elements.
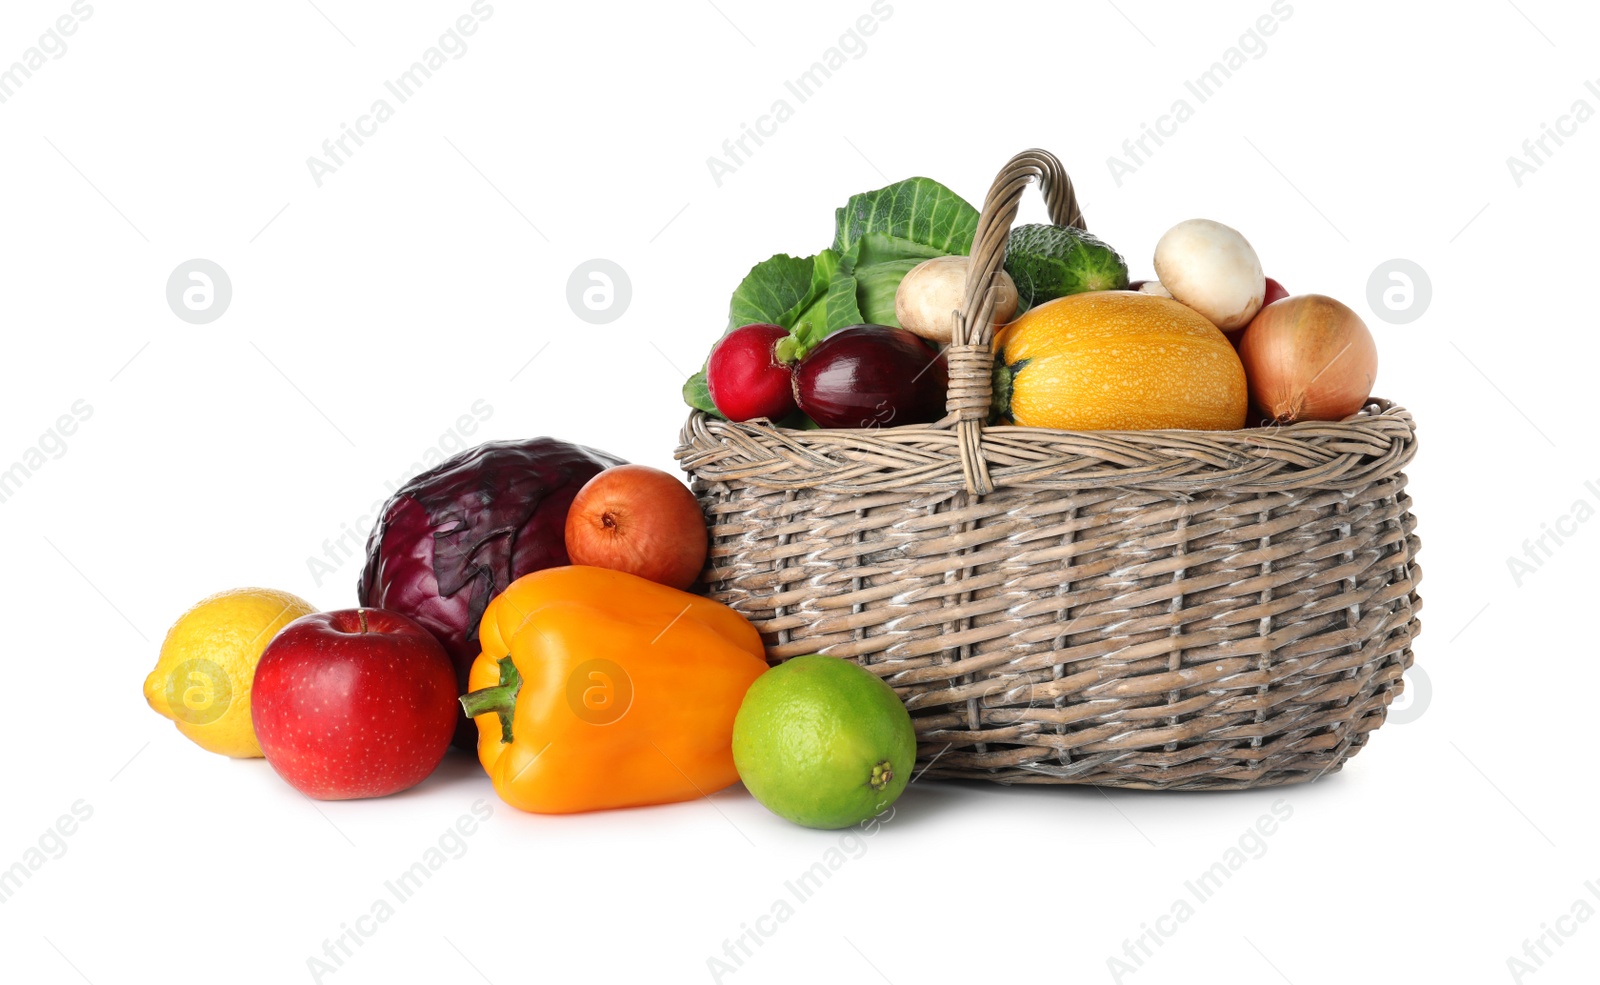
<box><xmin>792</xmin><ymin>324</ymin><xmax>948</xmax><ymax>430</ymax></box>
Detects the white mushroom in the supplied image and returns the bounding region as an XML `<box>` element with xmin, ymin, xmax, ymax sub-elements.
<box><xmin>894</xmin><ymin>254</ymin><xmax>1018</xmax><ymax>344</ymax></box>
<box><xmin>1135</xmin><ymin>279</ymin><xmax>1172</xmax><ymax>299</ymax></box>
<box><xmin>1152</xmin><ymin>219</ymin><xmax>1265</xmax><ymax>330</ymax></box>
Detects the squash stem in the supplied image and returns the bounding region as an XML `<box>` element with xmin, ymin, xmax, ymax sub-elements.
<box><xmin>991</xmin><ymin>358</ymin><xmax>1027</xmax><ymax>424</ymax></box>
<box><xmin>459</xmin><ymin>656</ymin><xmax>521</xmax><ymax>744</ymax></box>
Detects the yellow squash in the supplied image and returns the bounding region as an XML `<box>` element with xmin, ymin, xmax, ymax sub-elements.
<box><xmin>993</xmin><ymin>291</ymin><xmax>1248</xmax><ymax>431</ymax></box>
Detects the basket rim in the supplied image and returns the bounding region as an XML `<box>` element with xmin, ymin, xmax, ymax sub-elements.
<box><xmin>676</xmin><ymin>398</ymin><xmax>1417</xmax><ymax>497</ymax></box>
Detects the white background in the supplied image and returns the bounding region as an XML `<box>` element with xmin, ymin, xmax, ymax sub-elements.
<box><xmin>2</xmin><ymin>1</ymin><xmax>1596</xmax><ymax>982</ymax></box>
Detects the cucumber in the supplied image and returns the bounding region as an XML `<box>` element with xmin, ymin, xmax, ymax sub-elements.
<box><xmin>1003</xmin><ymin>224</ymin><xmax>1130</xmax><ymax>309</ymax></box>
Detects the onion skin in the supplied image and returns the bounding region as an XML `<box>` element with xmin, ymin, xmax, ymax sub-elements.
<box><xmin>1238</xmin><ymin>294</ymin><xmax>1378</xmax><ymax>424</ymax></box>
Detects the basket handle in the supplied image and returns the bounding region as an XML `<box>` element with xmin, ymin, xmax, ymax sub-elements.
<box><xmin>946</xmin><ymin>148</ymin><xmax>1085</xmax><ymax>496</ymax></box>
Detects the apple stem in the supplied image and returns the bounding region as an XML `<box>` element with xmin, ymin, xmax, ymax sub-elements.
<box><xmin>358</xmin><ymin>609</ymin><xmax>369</xmax><ymax>634</ymax></box>
<box><xmin>459</xmin><ymin>656</ymin><xmax>521</xmax><ymax>744</ymax></box>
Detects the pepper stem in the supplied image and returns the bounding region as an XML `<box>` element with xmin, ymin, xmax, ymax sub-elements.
<box><xmin>459</xmin><ymin>656</ymin><xmax>521</xmax><ymax>745</ymax></box>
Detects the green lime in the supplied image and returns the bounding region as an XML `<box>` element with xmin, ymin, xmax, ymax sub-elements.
<box><xmin>732</xmin><ymin>655</ymin><xmax>917</xmax><ymax>830</ymax></box>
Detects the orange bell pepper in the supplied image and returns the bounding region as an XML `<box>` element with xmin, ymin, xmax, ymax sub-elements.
<box><xmin>460</xmin><ymin>565</ymin><xmax>768</xmax><ymax>814</ymax></box>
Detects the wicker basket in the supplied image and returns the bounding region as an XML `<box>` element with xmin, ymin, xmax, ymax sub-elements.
<box><xmin>676</xmin><ymin>149</ymin><xmax>1421</xmax><ymax>790</ymax></box>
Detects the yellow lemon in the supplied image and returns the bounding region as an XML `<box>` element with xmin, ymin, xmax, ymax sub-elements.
<box><xmin>143</xmin><ymin>588</ymin><xmax>316</xmax><ymax>758</ymax></box>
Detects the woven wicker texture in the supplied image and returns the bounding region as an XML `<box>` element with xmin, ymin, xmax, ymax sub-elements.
<box><xmin>676</xmin><ymin>149</ymin><xmax>1421</xmax><ymax>789</ymax></box>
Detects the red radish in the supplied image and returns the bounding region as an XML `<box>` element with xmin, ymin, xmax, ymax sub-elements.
<box><xmin>1227</xmin><ymin>282</ymin><xmax>1289</xmax><ymax>351</ymax></box>
<box><xmin>1234</xmin><ymin>278</ymin><xmax>1291</xmax><ymax>349</ymax></box>
<box><xmin>565</xmin><ymin>465</ymin><xmax>708</xmax><ymax>590</ymax></box>
<box><xmin>253</xmin><ymin>609</ymin><xmax>458</xmax><ymax>800</ymax></box>
<box><xmin>707</xmin><ymin>324</ymin><xmax>796</xmax><ymax>422</ymax></box>
<box><xmin>793</xmin><ymin>324</ymin><xmax>948</xmax><ymax>430</ymax></box>
<box><xmin>1238</xmin><ymin>294</ymin><xmax>1378</xmax><ymax>424</ymax></box>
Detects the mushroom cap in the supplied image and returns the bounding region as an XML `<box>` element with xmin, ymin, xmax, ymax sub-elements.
<box><xmin>895</xmin><ymin>254</ymin><xmax>1017</xmax><ymax>344</ymax></box>
<box><xmin>1152</xmin><ymin>218</ymin><xmax>1265</xmax><ymax>330</ymax></box>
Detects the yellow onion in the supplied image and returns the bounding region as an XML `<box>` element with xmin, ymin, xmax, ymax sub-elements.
<box><xmin>1238</xmin><ymin>294</ymin><xmax>1377</xmax><ymax>423</ymax></box>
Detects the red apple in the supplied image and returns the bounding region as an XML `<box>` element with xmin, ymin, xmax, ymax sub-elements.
<box><xmin>253</xmin><ymin>609</ymin><xmax>457</xmax><ymax>800</ymax></box>
<box><xmin>564</xmin><ymin>465</ymin><xmax>707</xmax><ymax>590</ymax></box>
<box><xmin>707</xmin><ymin>323</ymin><xmax>797</xmax><ymax>422</ymax></box>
